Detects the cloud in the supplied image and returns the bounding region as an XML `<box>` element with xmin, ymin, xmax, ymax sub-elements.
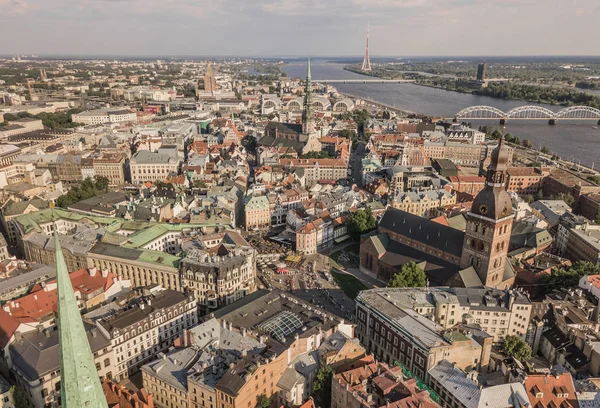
<box><xmin>0</xmin><ymin>0</ymin><xmax>598</xmax><ymax>56</ymax></box>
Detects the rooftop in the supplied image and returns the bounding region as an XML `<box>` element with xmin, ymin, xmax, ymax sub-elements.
<box><xmin>9</xmin><ymin>323</ymin><xmax>110</xmax><ymax>381</ymax></box>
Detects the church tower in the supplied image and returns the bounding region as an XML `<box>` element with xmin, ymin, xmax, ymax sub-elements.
<box><xmin>460</xmin><ymin>138</ymin><xmax>514</xmax><ymax>288</ymax></box>
<box><xmin>302</xmin><ymin>56</ymin><xmax>315</xmax><ymax>135</ymax></box>
<box><xmin>55</xmin><ymin>230</ymin><xmax>108</xmax><ymax>407</ymax></box>
<box><xmin>301</xmin><ymin>56</ymin><xmax>322</xmax><ymax>154</ymax></box>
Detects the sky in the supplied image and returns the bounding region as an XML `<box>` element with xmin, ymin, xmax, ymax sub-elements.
<box><xmin>0</xmin><ymin>0</ymin><xmax>598</xmax><ymax>57</ymax></box>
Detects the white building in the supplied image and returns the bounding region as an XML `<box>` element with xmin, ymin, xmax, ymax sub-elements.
<box><xmin>92</xmin><ymin>286</ymin><xmax>197</xmax><ymax>380</ymax></box>
<box><xmin>129</xmin><ymin>150</ymin><xmax>180</xmax><ymax>184</ymax></box>
<box><xmin>72</xmin><ymin>108</ymin><xmax>137</xmax><ymax>125</ymax></box>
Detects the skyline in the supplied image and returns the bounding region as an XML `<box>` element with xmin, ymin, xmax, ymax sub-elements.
<box><xmin>0</xmin><ymin>0</ymin><xmax>598</xmax><ymax>57</ymax></box>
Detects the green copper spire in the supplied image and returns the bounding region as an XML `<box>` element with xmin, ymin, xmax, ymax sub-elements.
<box><xmin>55</xmin><ymin>230</ymin><xmax>108</xmax><ymax>408</ymax></box>
<box><xmin>302</xmin><ymin>55</ymin><xmax>315</xmax><ymax>135</ymax></box>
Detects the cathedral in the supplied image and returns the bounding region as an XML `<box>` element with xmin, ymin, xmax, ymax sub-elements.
<box><xmin>360</xmin><ymin>137</ymin><xmax>517</xmax><ymax>289</ymax></box>
<box><xmin>258</xmin><ymin>57</ymin><xmax>322</xmax><ymax>155</ymax></box>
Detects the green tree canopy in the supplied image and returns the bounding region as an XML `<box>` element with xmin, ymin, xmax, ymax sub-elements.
<box><xmin>522</xmin><ymin>139</ymin><xmax>533</xmax><ymax>149</ymax></box>
<box><xmin>11</xmin><ymin>386</ymin><xmax>29</xmax><ymax>408</ymax></box>
<box><xmin>300</xmin><ymin>151</ymin><xmax>331</xmax><ymax>159</ymax></box>
<box><xmin>313</xmin><ymin>365</ymin><xmax>334</xmax><ymax>408</ymax></box>
<box><xmin>541</xmin><ymin>261</ymin><xmax>600</xmax><ymax>291</ymax></box>
<box><xmin>541</xmin><ymin>146</ymin><xmax>552</xmax><ymax>155</ymax></box>
<box><xmin>55</xmin><ymin>177</ymin><xmax>114</xmax><ymax>208</ymax></box>
<box><xmin>389</xmin><ymin>261</ymin><xmax>427</xmax><ymax>288</ymax></box>
<box><xmin>552</xmin><ymin>192</ymin><xmax>575</xmax><ymax>207</ymax></box>
<box><xmin>255</xmin><ymin>394</ymin><xmax>270</xmax><ymax>408</ymax></box>
<box><xmin>348</xmin><ymin>208</ymin><xmax>376</xmax><ymax>237</ymax></box>
<box><xmin>503</xmin><ymin>335</ymin><xmax>532</xmax><ymax>361</ymax></box>
<box><xmin>587</xmin><ymin>175</ymin><xmax>600</xmax><ymax>185</ymax></box>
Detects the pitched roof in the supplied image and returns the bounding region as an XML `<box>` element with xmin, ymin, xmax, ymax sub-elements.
<box><xmin>378</xmin><ymin>207</ymin><xmax>465</xmax><ymax>258</ymax></box>
<box><xmin>524</xmin><ymin>373</ymin><xmax>579</xmax><ymax>408</ymax></box>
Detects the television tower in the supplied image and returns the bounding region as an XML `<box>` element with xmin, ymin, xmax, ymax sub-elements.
<box><xmin>361</xmin><ymin>23</ymin><xmax>372</xmax><ymax>71</ymax></box>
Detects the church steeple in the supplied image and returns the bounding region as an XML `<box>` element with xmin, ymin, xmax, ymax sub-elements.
<box><xmin>460</xmin><ymin>138</ymin><xmax>514</xmax><ymax>288</ymax></box>
<box><xmin>55</xmin><ymin>230</ymin><xmax>108</xmax><ymax>408</ymax></box>
<box><xmin>302</xmin><ymin>56</ymin><xmax>315</xmax><ymax>135</ymax></box>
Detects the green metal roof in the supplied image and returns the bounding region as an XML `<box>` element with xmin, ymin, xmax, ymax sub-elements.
<box><xmin>55</xmin><ymin>231</ymin><xmax>108</xmax><ymax>408</ymax></box>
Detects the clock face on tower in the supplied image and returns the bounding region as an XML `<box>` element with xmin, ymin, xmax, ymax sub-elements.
<box><xmin>479</xmin><ymin>205</ymin><xmax>488</xmax><ymax>215</ymax></box>
<box><xmin>502</xmin><ymin>206</ymin><xmax>509</xmax><ymax>216</ymax></box>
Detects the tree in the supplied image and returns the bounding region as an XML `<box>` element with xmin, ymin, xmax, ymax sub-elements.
<box><xmin>193</xmin><ymin>180</ymin><xmax>207</xmax><ymax>189</ymax></box>
<box><xmin>534</xmin><ymin>189</ymin><xmax>544</xmax><ymax>201</ymax></box>
<box><xmin>522</xmin><ymin>139</ymin><xmax>533</xmax><ymax>149</ymax></box>
<box><xmin>300</xmin><ymin>151</ymin><xmax>331</xmax><ymax>159</ymax></box>
<box><xmin>243</xmin><ymin>135</ymin><xmax>257</xmax><ymax>153</ymax></box>
<box><xmin>255</xmin><ymin>394</ymin><xmax>270</xmax><ymax>408</ymax></box>
<box><xmin>348</xmin><ymin>208</ymin><xmax>376</xmax><ymax>237</ymax></box>
<box><xmin>541</xmin><ymin>261</ymin><xmax>600</xmax><ymax>291</ymax></box>
<box><xmin>11</xmin><ymin>386</ymin><xmax>29</xmax><ymax>408</ymax></box>
<box><xmin>95</xmin><ymin>176</ymin><xmax>109</xmax><ymax>192</ymax></box>
<box><xmin>503</xmin><ymin>335</ymin><xmax>532</xmax><ymax>361</ymax></box>
<box><xmin>587</xmin><ymin>175</ymin><xmax>600</xmax><ymax>185</ymax></box>
<box><xmin>389</xmin><ymin>261</ymin><xmax>427</xmax><ymax>288</ymax></box>
<box><xmin>541</xmin><ymin>145</ymin><xmax>552</xmax><ymax>155</ymax></box>
<box><xmin>552</xmin><ymin>192</ymin><xmax>575</xmax><ymax>207</ymax></box>
<box><xmin>491</xmin><ymin>129</ymin><xmax>503</xmax><ymax>140</ymax></box>
<box><xmin>313</xmin><ymin>365</ymin><xmax>334</xmax><ymax>407</ymax></box>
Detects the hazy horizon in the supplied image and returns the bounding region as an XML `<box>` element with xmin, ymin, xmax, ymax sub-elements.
<box><xmin>1</xmin><ymin>0</ymin><xmax>598</xmax><ymax>57</ymax></box>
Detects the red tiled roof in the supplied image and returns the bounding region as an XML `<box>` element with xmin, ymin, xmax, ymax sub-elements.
<box><xmin>524</xmin><ymin>373</ymin><xmax>579</xmax><ymax>408</ymax></box>
<box><xmin>431</xmin><ymin>215</ymin><xmax>450</xmax><ymax>226</ymax></box>
<box><xmin>3</xmin><ymin>269</ymin><xmax>117</xmax><ymax>322</ymax></box>
<box><xmin>586</xmin><ymin>275</ymin><xmax>600</xmax><ymax>290</ymax></box>
<box><xmin>0</xmin><ymin>309</ymin><xmax>23</xmax><ymax>348</ymax></box>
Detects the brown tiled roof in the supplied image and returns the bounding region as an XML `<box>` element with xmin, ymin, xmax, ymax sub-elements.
<box><xmin>524</xmin><ymin>373</ymin><xmax>579</xmax><ymax>408</ymax></box>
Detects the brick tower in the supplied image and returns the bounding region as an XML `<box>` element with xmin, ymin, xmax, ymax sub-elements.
<box><xmin>460</xmin><ymin>138</ymin><xmax>514</xmax><ymax>288</ymax></box>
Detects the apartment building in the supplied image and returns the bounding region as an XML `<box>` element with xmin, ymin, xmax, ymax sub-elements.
<box><xmin>93</xmin><ymin>286</ymin><xmax>197</xmax><ymax>380</ymax></box>
<box><xmin>565</xmin><ymin>225</ymin><xmax>600</xmax><ymax>265</ymax></box>
<box><xmin>93</xmin><ymin>153</ymin><xmax>126</xmax><ymax>185</ymax></box>
<box><xmin>332</xmin><ymin>361</ymin><xmax>438</xmax><ymax>408</ymax></box>
<box><xmin>448</xmin><ymin>175</ymin><xmax>486</xmax><ymax>196</ymax></box>
<box><xmin>279</xmin><ymin>158</ymin><xmax>347</xmax><ymax>185</ymax></box>
<box><xmin>0</xmin><ymin>118</ymin><xmax>44</xmax><ymax>138</ymax></box>
<box><xmin>244</xmin><ymin>195</ymin><xmax>271</xmax><ymax>230</ymax></box>
<box><xmin>24</xmin><ymin>232</ymin><xmax>93</xmax><ymax>272</ymax></box>
<box><xmin>296</xmin><ymin>213</ymin><xmax>334</xmax><ymax>255</ymax></box>
<box><xmin>506</xmin><ymin>167</ymin><xmax>546</xmax><ymax>196</ymax></box>
<box><xmin>355</xmin><ymin>288</ymin><xmax>531</xmax><ymax>379</ymax></box>
<box><xmin>180</xmin><ymin>230</ymin><xmax>256</xmax><ymax>311</ymax></box>
<box><xmin>0</xmin><ymin>144</ymin><xmax>21</xmax><ymax>166</ymax></box>
<box><xmin>87</xmin><ymin>242</ymin><xmax>182</xmax><ymax>291</ymax></box>
<box><xmin>9</xmin><ymin>324</ymin><xmax>115</xmax><ymax>408</ymax></box>
<box><xmin>142</xmin><ymin>290</ymin><xmax>353</xmax><ymax>408</ymax></box>
<box><xmin>391</xmin><ymin>188</ymin><xmax>456</xmax><ymax>217</ymax></box>
<box><xmin>72</xmin><ymin>108</ymin><xmax>137</xmax><ymax>125</ymax></box>
<box><xmin>130</xmin><ymin>151</ymin><xmax>180</xmax><ymax>184</ymax></box>
<box><xmin>428</xmin><ymin>360</ymin><xmax>529</xmax><ymax>408</ymax></box>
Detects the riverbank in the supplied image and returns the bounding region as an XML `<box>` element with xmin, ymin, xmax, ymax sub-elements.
<box><xmin>337</xmin><ymin>90</ymin><xmax>415</xmax><ymax>116</ymax></box>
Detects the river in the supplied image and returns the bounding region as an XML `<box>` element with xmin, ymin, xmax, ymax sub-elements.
<box><xmin>282</xmin><ymin>59</ymin><xmax>600</xmax><ymax>167</ymax></box>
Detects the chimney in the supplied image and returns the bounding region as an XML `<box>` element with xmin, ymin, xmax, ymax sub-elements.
<box><xmin>89</xmin><ymin>267</ymin><xmax>97</xmax><ymax>277</ymax></box>
<box><xmin>45</xmin><ymin>329</ymin><xmax>52</xmax><ymax>338</ymax></box>
<box><xmin>101</xmin><ymin>269</ymin><xmax>109</xmax><ymax>278</ymax></box>
<box><xmin>15</xmin><ymin>331</ymin><xmax>22</xmax><ymax>343</ymax></box>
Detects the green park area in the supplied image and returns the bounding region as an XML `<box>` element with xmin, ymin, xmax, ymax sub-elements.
<box><xmin>332</xmin><ymin>271</ymin><xmax>367</xmax><ymax>300</ymax></box>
